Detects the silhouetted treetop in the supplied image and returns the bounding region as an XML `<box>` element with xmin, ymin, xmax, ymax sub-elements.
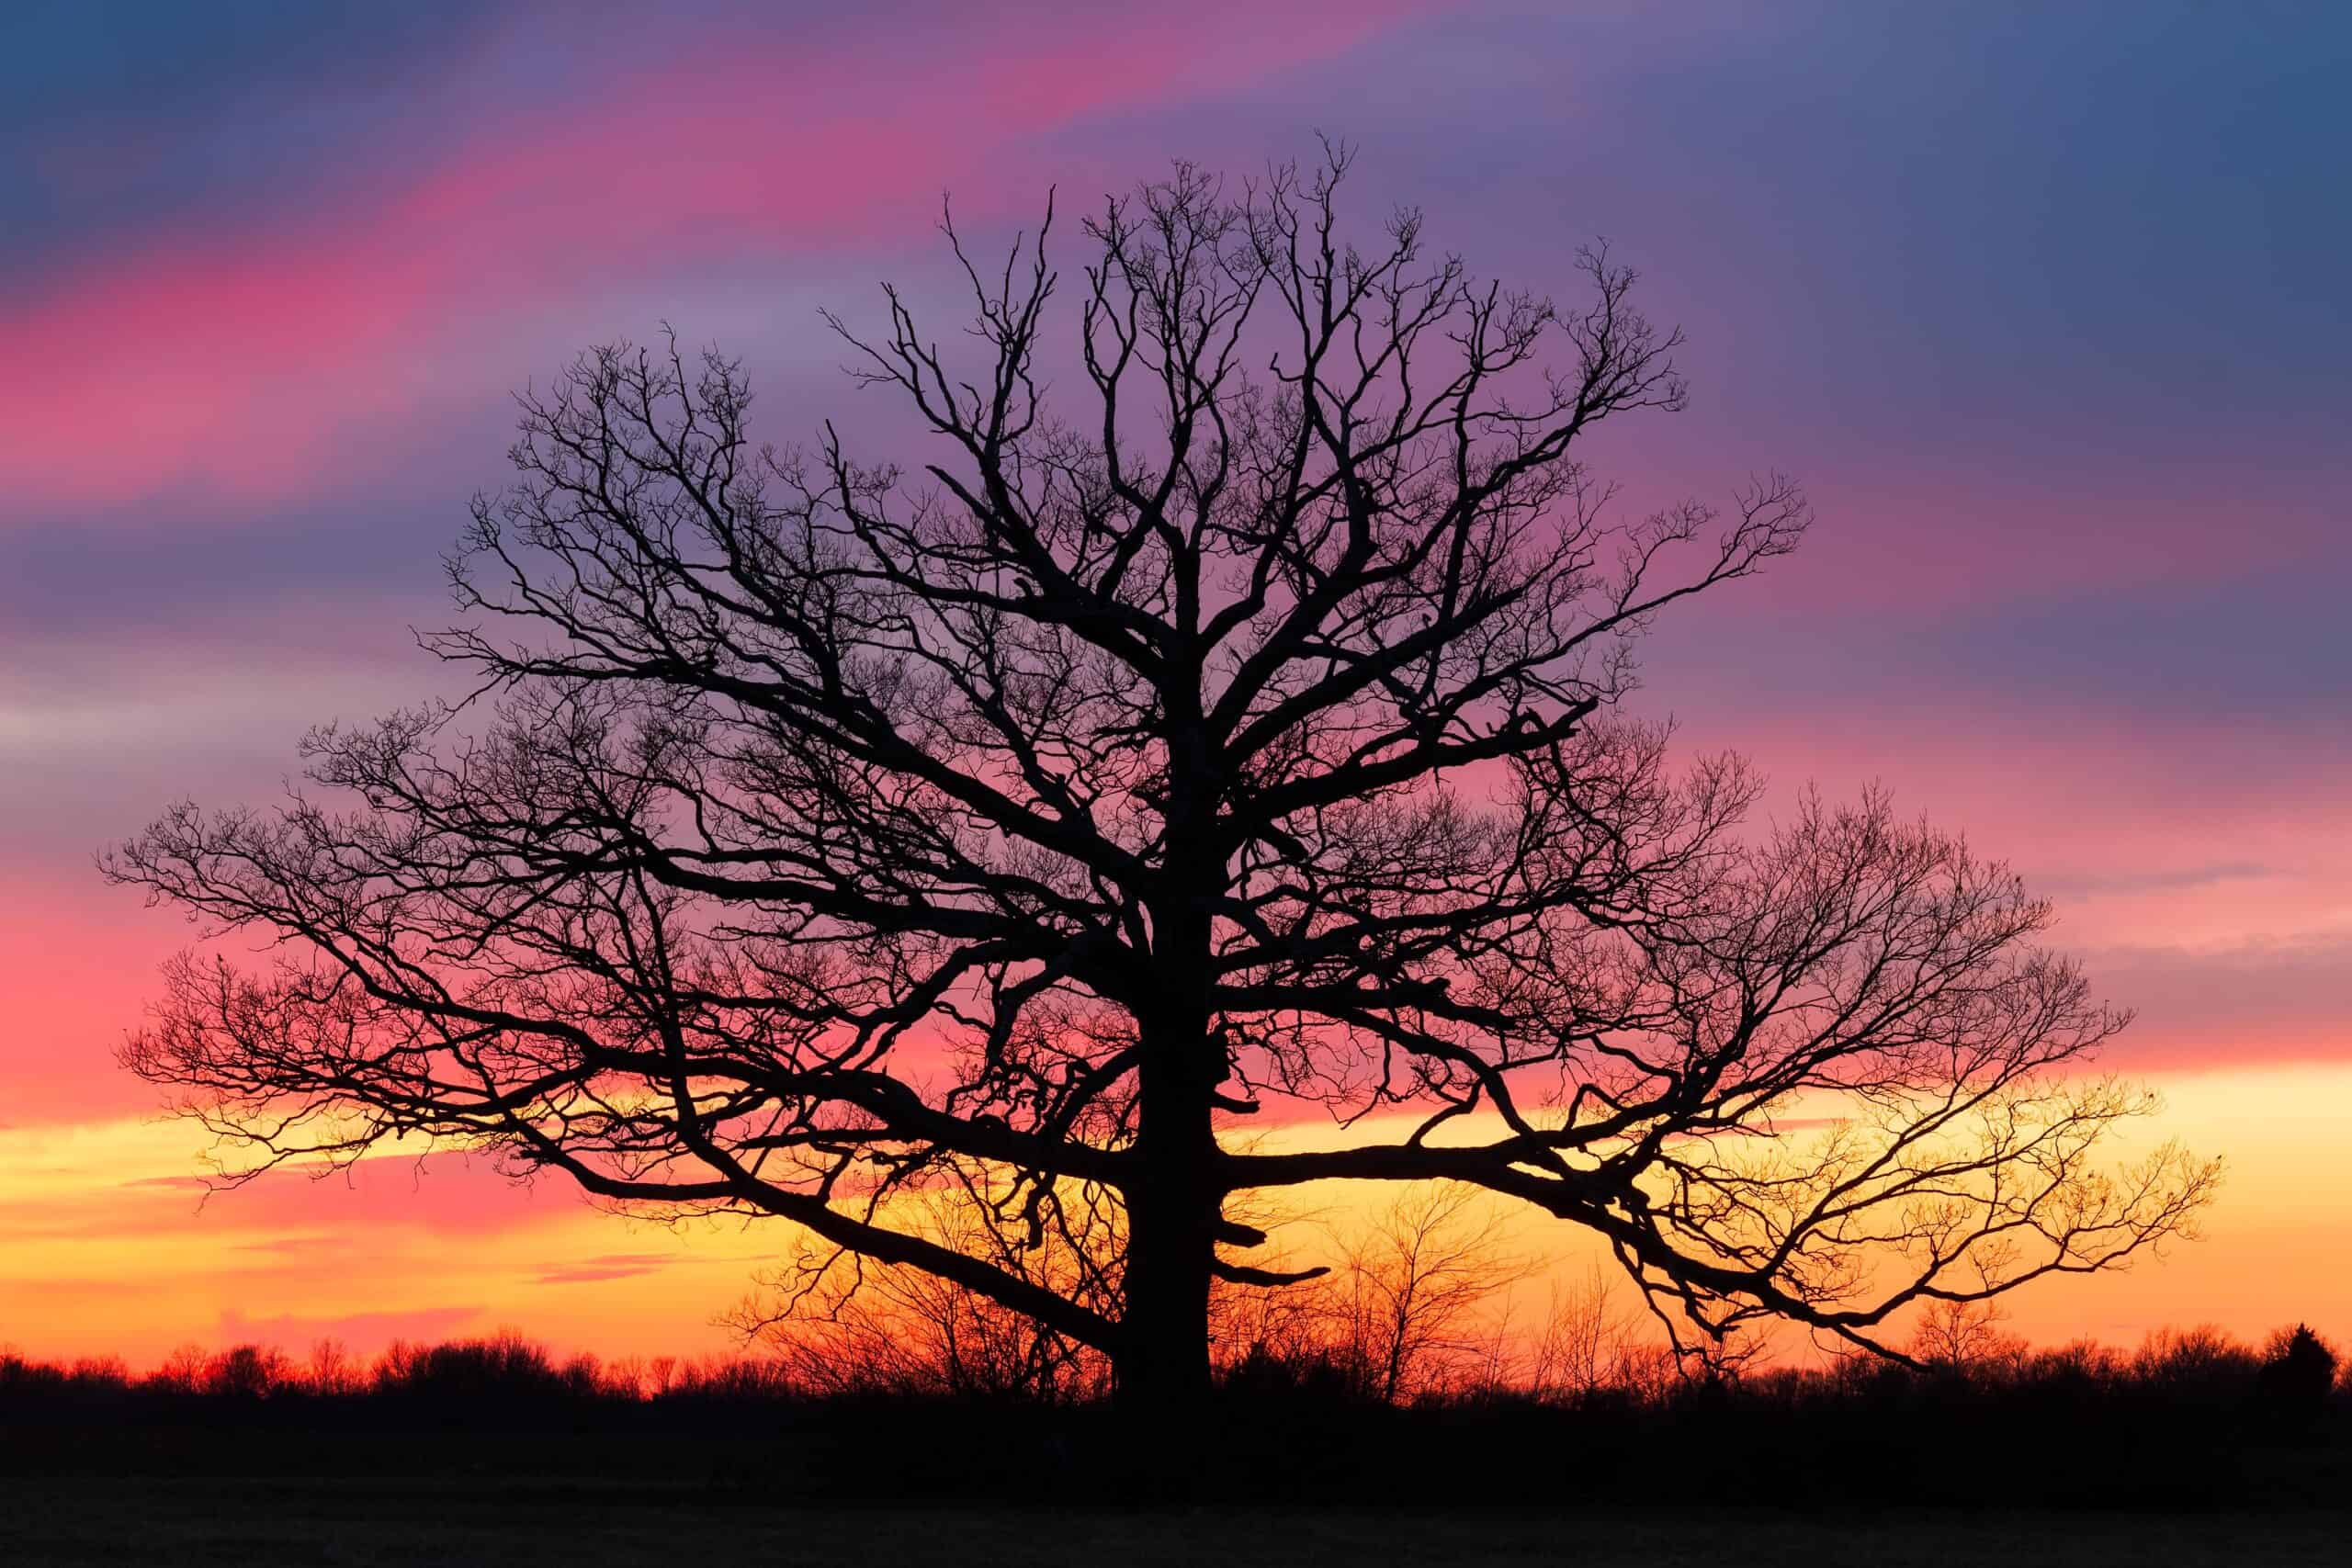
<box><xmin>106</xmin><ymin>147</ymin><xmax>2214</xmax><ymax>1411</ymax></box>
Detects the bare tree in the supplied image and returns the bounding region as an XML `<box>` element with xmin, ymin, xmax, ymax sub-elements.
<box><xmin>737</xmin><ymin>1187</ymin><xmax>1112</xmax><ymax>1399</ymax></box>
<box><xmin>1528</xmin><ymin>1263</ymin><xmax>1634</xmax><ymax>1400</ymax></box>
<box><xmin>1321</xmin><ymin>1182</ymin><xmax>1529</xmax><ymax>1403</ymax></box>
<box><xmin>1908</xmin><ymin>1247</ymin><xmax>2028</xmax><ymax>1374</ymax></box>
<box><xmin>1911</xmin><ymin>1296</ymin><xmax>2025</xmax><ymax>1376</ymax></box>
<box><xmin>2130</xmin><ymin>1324</ymin><xmax>2254</xmax><ymax>1393</ymax></box>
<box><xmin>105</xmin><ymin>146</ymin><xmax>2214</xmax><ymax>1420</ymax></box>
<box><xmin>307</xmin><ymin>1337</ymin><xmax>362</xmax><ymax>1396</ymax></box>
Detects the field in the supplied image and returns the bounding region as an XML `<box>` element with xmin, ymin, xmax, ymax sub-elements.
<box><xmin>4</xmin><ymin>1481</ymin><xmax>2347</xmax><ymax>1568</ymax></box>
<box><xmin>6</xmin><ymin>1359</ymin><xmax>2347</xmax><ymax>1563</ymax></box>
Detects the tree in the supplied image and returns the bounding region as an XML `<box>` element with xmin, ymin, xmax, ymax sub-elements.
<box><xmin>106</xmin><ymin>147</ymin><xmax>2216</xmax><ymax>1421</ymax></box>
<box><xmin>735</xmin><ymin>1187</ymin><xmax>1114</xmax><ymax>1399</ymax></box>
<box><xmin>307</xmin><ymin>1337</ymin><xmax>362</xmax><ymax>1396</ymax></box>
<box><xmin>2256</xmin><ymin>1323</ymin><xmax>2339</xmax><ymax>1424</ymax></box>
<box><xmin>1320</xmin><ymin>1182</ymin><xmax>1529</xmax><ymax>1404</ymax></box>
<box><xmin>1528</xmin><ymin>1263</ymin><xmax>1636</xmax><ymax>1401</ymax></box>
<box><xmin>1911</xmin><ymin>1296</ymin><xmax>2025</xmax><ymax>1378</ymax></box>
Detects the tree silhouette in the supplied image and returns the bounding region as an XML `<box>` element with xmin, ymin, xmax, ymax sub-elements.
<box><xmin>106</xmin><ymin>148</ymin><xmax>2215</xmax><ymax>1417</ymax></box>
<box><xmin>1321</xmin><ymin>1182</ymin><xmax>1530</xmax><ymax>1404</ymax></box>
<box><xmin>1528</xmin><ymin>1264</ymin><xmax>1637</xmax><ymax>1401</ymax></box>
<box><xmin>2256</xmin><ymin>1324</ymin><xmax>2339</xmax><ymax>1427</ymax></box>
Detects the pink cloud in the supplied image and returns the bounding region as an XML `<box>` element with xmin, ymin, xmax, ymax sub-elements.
<box><xmin>534</xmin><ymin>1253</ymin><xmax>679</xmax><ymax>1286</ymax></box>
<box><xmin>153</xmin><ymin>1151</ymin><xmax>571</xmax><ymax>1237</ymax></box>
<box><xmin>0</xmin><ymin>897</ymin><xmax>200</xmax><ymax>1124</ymax></box>
<box><xmin>1</xmin><ymin>2</ymin><xmax>1432</xmax><ymax>513</ymax></box>
<box><xmin>1658</xmin><ymin>703</ymin><xmax>2352</xmax><ymax>1075</ymax></box>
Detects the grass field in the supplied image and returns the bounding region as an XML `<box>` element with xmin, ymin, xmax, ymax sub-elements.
<box><xmin>2</xmin><ymin>1481</ymin><xmax>2345</xmax><ymax>1567</ymax></box>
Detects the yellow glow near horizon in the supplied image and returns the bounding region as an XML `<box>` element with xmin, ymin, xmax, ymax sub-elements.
<box><xmin>2</xmin><ymin>1064</ymin><xmax>2346</xmax><ymax>1370</ymax></box>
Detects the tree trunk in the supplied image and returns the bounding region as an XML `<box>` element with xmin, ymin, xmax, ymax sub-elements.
<box><xmin>1117</xmin><ymin>1016</ymin><xmax>1218</xmax><ymax>1419</ymax></box>
<box><xmin>1118</xmin><ymin>680</ymin><xmax>1222</xmax><ymax>1437</ymax></box>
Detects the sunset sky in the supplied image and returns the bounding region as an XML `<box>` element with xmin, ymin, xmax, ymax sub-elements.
<box><xmin>5</xmin><ymin>0</ymin><xmax>2347</xmax><ymax>1368</ymax></box>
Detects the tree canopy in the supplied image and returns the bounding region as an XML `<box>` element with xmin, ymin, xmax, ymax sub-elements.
<box><xmin>107</xmin><ymin>149</ymin><xmax>2215</xmax><ymax>1409</ymax></box>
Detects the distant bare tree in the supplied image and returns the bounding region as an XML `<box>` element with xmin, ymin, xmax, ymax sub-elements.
<box><xmin>201</xmin><ymin>1344</ymin><xmax>294</xmax><ymax>1398</ymax></box>
<box><xmin>1209</xmin><ymin>1250</ymin><xmax>1330</xmax><ymax>1379</ymax></box>
<box><xmin>762</xmin><ymin>1270</ymin><xmax>1102</xmax><ymax>1400</ymax></box>
<box><xmin>1911</xmin><ymin>1297</ymin><xmax>2025</xmax><ymax>1375</ymax></box>
<box><xmin>1528</xmin><ymin>1263</ymin><xmax>1634</xmax><ymax>1399</ymax></box>
<box><xmin>307</xmin><ymin>1337</ymin><xmax>362</xmax><ymax>1395</ymax></box>
<box><xmin>106</xmin><ymin>144</ymin><xmax>2215</xmax><ymax>1421</ymax></box>
<box><xmin>148</xmin><ymin>1343</ymin><xmax>210</xmax><ymax>1394</ymax></box>
<box><xmin>738</xmin><ymin>1185</ymin><xmax>1113</xmax><ymax>1399</ymax></box>
<box><xmin>1904</xmin><ymin>1245</ymin><xmax>2027</xmax><ymax>1373</ymax></box>
<box><xmin>2115</xmin><ymin>1323</ymin><xmax>2259</xmax><ymax>1411</ymax></box>
<box><xmin>1322</xmin><ymin>1183</ymin><xmax>1530</xmax><ymax>1403</ymax></box>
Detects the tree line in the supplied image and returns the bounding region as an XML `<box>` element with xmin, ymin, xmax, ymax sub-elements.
<box><xmin>0</xmin><ymin>1320</ymin><xmax>2337</xmax><ymax>1404</ymax></box>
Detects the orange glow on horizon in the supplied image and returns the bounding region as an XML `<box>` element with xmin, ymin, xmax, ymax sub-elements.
<box><xmin>4</xmin><ymin>1065</ymin><xmax>2345</xmax><ymax>1371</ymax></box>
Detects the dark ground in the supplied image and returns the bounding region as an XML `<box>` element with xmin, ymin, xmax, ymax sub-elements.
<box><xmin>3</xmin><ymin>1481</ymin><xmax>2347</xmax><ymax>1568</ymax></box>
<box><xmin>6</xmin><ymin>1372</ymin><xmax>2347</xmax><ymax>1563</ymax></box>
